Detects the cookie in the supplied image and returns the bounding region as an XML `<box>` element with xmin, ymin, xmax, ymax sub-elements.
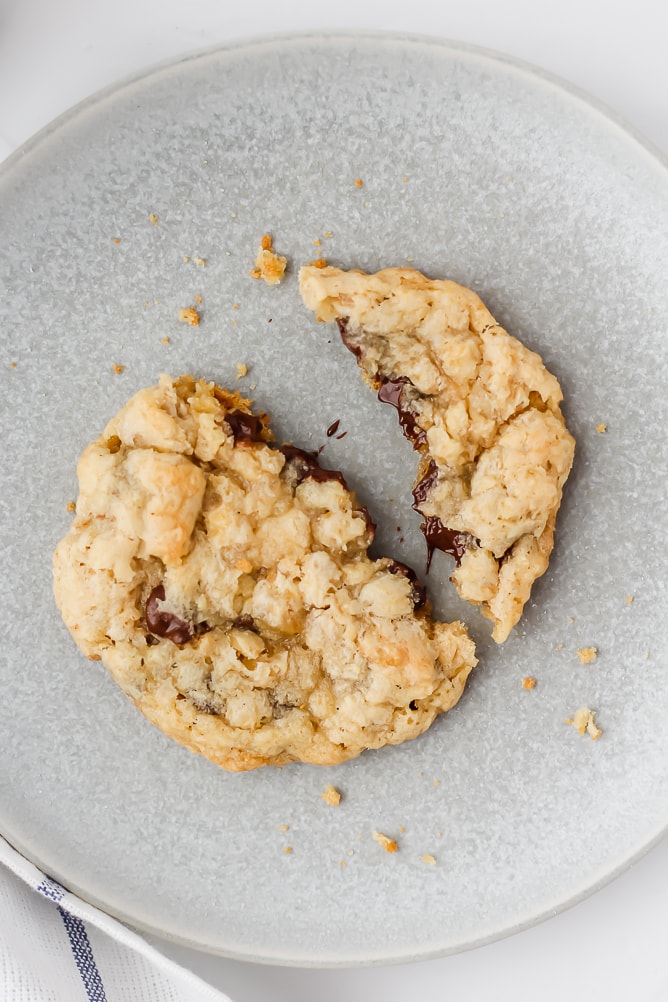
<box><xmin>53</xmin><ymin>375</ymin><xmax>476</xmax><ymax>770</ymax></box>
<box><xmin>299</xmin><ymin>265</ymin><xmax>575</xmax><ymax>642</ymax></box>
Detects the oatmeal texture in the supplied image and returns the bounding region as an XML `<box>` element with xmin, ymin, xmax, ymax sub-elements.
<box><xmin>53</xmin><ymin>375</ymin><xmax>476</xmax><ymax>771</ymax></box>
<box><xmin>299</xmin><ymin>265</ymin><xmax>575</xmax><ymax>642</ymax></box>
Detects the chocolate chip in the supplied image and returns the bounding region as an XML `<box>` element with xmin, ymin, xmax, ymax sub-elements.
<box><xmin>225</xmin><ymin>410</ymin><xmax>265</xmax><ymax>444</ymax></box>
<box><xmin>145</xmin><ymin>585</ymin><xmax>211</xmax><ymax>644</ymax></box>
<box><xmin>409</xmin><ymin>700</ymin><xmax>419</xmax><ymax>711</ymax></box>
<box><xmin>326</xmin><ymin>419</ymin><xmax>341</xmax><ymax>437</ymax></box>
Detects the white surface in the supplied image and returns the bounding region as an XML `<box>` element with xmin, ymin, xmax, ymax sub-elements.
<box><xmin>0</xmin><ymin>836</ymin><xmax>231</xmax><ymax>1002</ymax></box>
<box><xmin>1</xmin><ymin>1</ymin><xmax>667</xmax><ymax>999</ymax></box>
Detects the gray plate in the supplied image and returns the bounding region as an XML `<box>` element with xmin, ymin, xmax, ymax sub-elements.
<box><xmin>1</xmin><ymin>32</ymin><xmax>667</xmax><ymax>966</ymax></box>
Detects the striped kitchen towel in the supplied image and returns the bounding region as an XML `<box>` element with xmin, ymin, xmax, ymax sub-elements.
<box><xmin>0</xmin><ymin>835</ymin><xmax>232</xmax><ymax>1002</ymax></box>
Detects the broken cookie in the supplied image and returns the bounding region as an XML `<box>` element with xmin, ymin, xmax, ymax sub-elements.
<box><xmin>53</xmin><ymin>375</ymin><xmax>476</xmax><ymax>770</ymax></box>
<box><xmin>300</xmin><ymin>265</ymin><xmax>575</xmax><ymax>642</ymax></box>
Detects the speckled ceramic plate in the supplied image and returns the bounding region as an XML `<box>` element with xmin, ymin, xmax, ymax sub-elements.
<box><xmin>1</xmin><ymin>32</ymin><xmax>667</xmax><ymax>966</ymax></box>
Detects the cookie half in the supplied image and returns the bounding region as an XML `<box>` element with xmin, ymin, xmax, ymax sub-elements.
<box><xmin>53</xmin><ymin>375</ymin><xmax>476</xmax><ymax>770</ymax></box>
<box><xmin>299</xmin><ymin>266</ymin><xmax>575</xmax><ymax>642</ymax></box>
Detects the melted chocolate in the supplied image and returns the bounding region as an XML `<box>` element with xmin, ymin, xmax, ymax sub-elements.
<box><xmin>411</xmin><ymin>460</ymin><xmax>439</xmax><ymax>508</ymax></box>
<box><xmin>225</xmin><ymin>410</ymin><xmax>265</xmax><ymax>444</ymax></box>
<box><xmin>145</xmin><ymin>585</ymin><xmax>211</xmax><ymax>645</ymax></box>
<box><xmin>336</xmin><ymin>317</ymin><xmax>362</xmax><ymax>359</ymax></box>
<box><xmin>326</xmin><ymin>419</ymin><xmax>341</xmax><ymax>437</ymax></box>
<box><xmin>377</xmin><ymin>377</ymin><xmax>427</xmax><ymax>450</ymax></box>
<box><xmin>279</xmin><ymin>446</ymin><xmax>375</xmax><ymax>538</ymax></box>
<box><xmin>421</xmin><ymin>518</ymin><xmax>472</xmax><ymax>570</ymax></box>
<box><xmin>279</xmin><ymin>445</ymin><xmax>348</xmax><ymax>488</ymax></box>
<box><xmin>386</xmin><ymin>559</ymin><xmax>427</xmax><ymax>610</ymax></box>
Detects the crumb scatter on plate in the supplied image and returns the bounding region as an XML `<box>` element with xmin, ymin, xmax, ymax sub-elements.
<box><xmin>566</xmin><ymin>707</ymin><xmax>602</xmax><ymax>740</ymax></box>
<box><xmin>178</xmin><ymin>306</ymin><xmax>200</xmax><ymax>326</ymax></box>
<box><xmin>320</xmin><ymin>784</ymin><xmax>341</xmax><ymax>806</ymax></box>
<box><xmin>373</xmin><ymin>831</ymin><xmax>398</xmax><ymax>853</ymax></box>
<box><xmin>250</xmin><ymin>234</ymin><xmax>287</xmax><ymax>285</ymax></box>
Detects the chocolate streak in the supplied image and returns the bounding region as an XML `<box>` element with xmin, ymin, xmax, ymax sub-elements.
<box><xmin>377</xmin><ymin>377</ymin><xmax>427</xmax><ymax>450</ymax></box>
<box><xmin>145</xmin><ymin>585</ymin><xmax>211</xmax><ymax>645</ymax></box>
<box><xmin>336</xmin><ymin>316</ymin><xmax>472</xmax><ymax>570</ymax></box>
<box><xmin>336</xmin><ymin>317</ymin><xmax>362</xmax><ymax>359</ymax></box>
<box><xmin>412</xmin><ymin>461</ymin><xmax>473</xmax><ymax>569</ymax></box>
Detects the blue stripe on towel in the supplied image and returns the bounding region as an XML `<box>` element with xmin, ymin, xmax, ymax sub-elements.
<box><xmin>57</xmin><ymin>907</ymin><xmax>108</xmax><ymax>1002</ymax></box>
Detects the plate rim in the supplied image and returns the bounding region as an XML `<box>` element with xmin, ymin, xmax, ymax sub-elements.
<box><xmin>2</xmin><ymin>28</ymin><xmax>667</xmax><ymax>184</ymax></box>
<box><xmin>1</xmin><ymin>29</ymin><xmax>667</xmax><ymax>967</ymax></box>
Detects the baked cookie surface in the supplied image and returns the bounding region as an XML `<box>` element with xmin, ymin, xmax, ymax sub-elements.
<box><xmin>299</xmin><ymin>266</ymin><xmax>575</xmax><ymax>642</ymax></box>
<box><xmin>53</xmin><ymin>375</ymin><xmax>476</xmax><ymax>770</ymax></box>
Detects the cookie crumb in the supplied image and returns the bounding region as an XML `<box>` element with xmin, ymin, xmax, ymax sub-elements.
<box><xmin>642</xmin><ymin>650</ymin><xmax>650</xmax><ymax>661</ymax></box>
<box><xmin>402</xmin><ymin>176</ymin><xmax>409</xmax><ymax>183</ymax></box>
<box><xmin>112</xmin><ymin>237</ymin><xmax>121</xmax><ymax>244</ymax></box>
<box><xmin>577</xmin><ymin>646</ymin><xmax>598</xmax><ymax>664</ymax></box>
<box><xmin>321</xmin><ymin>785</ymin><xmax>341</xmax><ymax>806</ymax></box>
<box><xmin>284</xmin><ymin>846</ymin><xmax>293</xmax><ymax>854</ymax></box>
<box><xmin>373</xmin><ymin>831</ymin><xmax>398</xmax><ymax>853</ymax></box>
<box><xmin>112</xmin><ymin>364</ymin><xmax>125</xmax><ymax>375</ymax></box>
<box><xmin>312</xmin><ymin>238</ymin><xmax>321</xmax><ymax>247</ymax></box>
<box><xmin>566</xmin><ymin>707</ymin><xmax>602</xmax><ymax>740</ymax></box>
<box><xmin>277</xmin><ymin>824</ymin><xmax>289</xmax><ymax>831</ymax></box>
<box><xmin>421</xmin><ymin>854</ymin><xmax>436</xmax><ymax>866</ymax></box>
<box><xmin>161</xmin><ymin>337</ymin><xmax>170</xmax><ymax>345</ymax></box>
<box><xmin>398</xmin><ymin>826</ymin><xmax>406</xmax><ymax>833</ymax></box>
<box><xmin>596</xmin><ymin>423</ymin><xmax>607</xmax><ymax>433</ymax></box>
<box><xmin>339</xmin><ymin>860</ymin><xmax>346</xmax><ymax>868</ymax></box>
<box><xmin>232</xmin><ymin>304</ymin><xmax>240</xmax><ymax>311</ymax></box>
<box><xmin>307</xmin><ymin>257</ymin><xmax>328</xmax><ymax>269</ymax></box>
<box><xmin>148</xmin><ymin>213</ymin><xmax>159</xmax><ymax>226</ymax></box>
<box><xmin>194</xmin><ymin>256</ymin><xmax>207</xmax><ymax>267</ymax></box>
<box><xmin>250</xmin><ymin>234</ymin><xmax>287</xmax><ymax>285</ymax></box>
<box><xmin>183</xmin><ymin>255</ymin><xmax>190</xmax><ymax>262</ymax></box>
<box><xmin>555</xmin><ymin>642</ymin><xmax>564</xmax><ymax>650</ymax></box>
<box><xmin>194</xmin><ymin>294</ymin><xmax>203</xmax><ymax>304</ymax></box>
<box><xmin>522</xmin><ymin>677</ymin><xmax>537</xmax><ymax>690</ymax></box>
<box><xmin>178</xmin><ymin>306</ymin><xmax>200</xmax><ymax>326</ymax></box>
<box><xmin>354</xmin><ymin>178</ymin><xmax>364</xmax><ymax>188</ymax></box>
<box><xmin>66</xmin><ymin>501</ymin><xmax>76</xmax><ymax>512</ymax></box>
<box><xmin>323</xmin><ymin>231</ymin><xmax>334</xmax><ymax>239</ymax></box>
<box><xmin>625</xmin><ymin>595</ymin><xmax>634</xmax><ymax>604</ymax></box>
<box><xmin>433</xmin><ymin>779</ymin><xmax>441</xmax><ymax>788</ymax></box>
<box><xmin>235</xmin><ymin>363</ymin><xmax>248</xmax><ymax>380</ymax></box>
<box><xmin>8</xmin><ymin>362</ymin><xmax>17</xmax><ymax>369</ymax></box>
